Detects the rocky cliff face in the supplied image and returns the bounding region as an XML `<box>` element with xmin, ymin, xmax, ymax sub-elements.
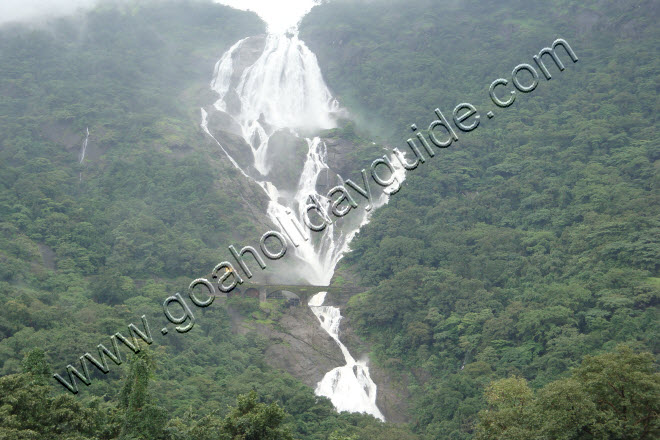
<box><xmin>203</xmin><ymin>110</ymin><xmax>369</xmax><ymax>199</ymax></box>
<box><xmin>227</xmin><ymin>302</ymin><xmax>343</xmax><ymax>387</ymax></box>
<box><xmin>227</xmin><ymin>296</ymin><xmax>412</xmax><ymax>423</ymax></box>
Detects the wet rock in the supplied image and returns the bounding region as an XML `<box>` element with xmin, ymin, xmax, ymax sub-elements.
<box><xmin>204</xmin><ymin>107</ymin><xmax>256</xmax><ymax>172</ymax></box>
<box><xmin>264</xmin><ymin>130</ymin><xmax>308</xmax><ymax>192</ymax></box>
<box><xmin>257</xmin><ymin>306</ymin><xmax>345</xmax><ymax>387</ymax></box>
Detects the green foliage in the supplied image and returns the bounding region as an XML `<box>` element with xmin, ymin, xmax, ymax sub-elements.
<box><xmin>118</xmin><ymin>352</ymin><xmax>169</xmax><ymax>440</ymax></box>
<box><xmin>0</xmin><ymin>0</ymin><xmax>265</xmax><ymax>282</ymax></box>
<box><xmin>21</xmin><ymin>348</ymin><xmax>50</xmax><ymax>385</ymax></box>
<box><xmin>0</xmin><ymin>0</ymin><xmax>657</xmax><ymax>439</ymax></box>
<box><xmin>0</xmin><ymin>372</ymin><xmax>105</xmax><ymax>440</ymax></box>
<box><xmin>475</xmin><ymin>346</ymin><xmax>660</xmax><ymax>439</ymax></box>
<box><xmin>219</xmin><ymin>390</ymin><xmax>294</xmax><ymax>440</ymax></box>
<box><xmin>300</xmin><ymin>0</ymin><xmax>659</xmax><ymax>438</ymax></box>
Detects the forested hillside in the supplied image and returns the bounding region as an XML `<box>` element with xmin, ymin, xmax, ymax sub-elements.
<box><xmin>0</xmin><ymin>2</ymin><xmax>419</xmax><ymax>439</ymax></box>
<box><xmin>300</xmin><ymin>0</ymin><xmax>659</xmax><ymax>438</ymax></box>
<box><xmin>0</xmin><ymin>0</ymin><xmax>658</xmax><ymax>439</ymax></box>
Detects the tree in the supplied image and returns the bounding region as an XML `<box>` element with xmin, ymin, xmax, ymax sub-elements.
<box><xmin>534</xmin><ymin>378</ymin><xmax>598</xmax><ymax>439</ymax></box>
<box><xmin>22</xmin><ymin>348</ymin><xmax>50</xmax><ymax>385</ymax></box>
<box><xmin>88</xmin><ymin>267</ymin><xmax>134</xmax><ymax>305</ymax></box>
<box><xmin>572</xmin><ymin>346</ymin><xmax>659</xmax><ymax>439</ymax></box>
<box><xmin>475</xmin><ymin>376</ymin><xmax>537</xmax><ymax>440</ymax></box>
<box><xmin>118</xmin><ymin>351</ymin><xmax>169</xmax><ymax>440</ymax></box>
<box><xmin>0</xmin><ymin>373</ymin><xmax>103</xmax><ymax>440</ymax></box>
<box><xmin>220</xmin><ymin>390</ymin><xmax>294</xmax><ymax>440</ymax></box>
<box><xmin>475</xmin><ymin>346</ymin><xmax>660</xmax><ymax>439</ymax></box>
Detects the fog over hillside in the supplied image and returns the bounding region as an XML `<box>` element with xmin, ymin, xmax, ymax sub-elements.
<box><xmin>0</xmin><ymin>0</ymin><xmax>318</xmax><ymax>29</ymax></box>
<box><xmin>0</xmin><ymin>0</ymin><xmax>100</xmax><ymax>25</ymax></box>
<box><xmin>0</xmin><ymin>1</ymin><xmax>657</xmax><ymax>439</ymax></box>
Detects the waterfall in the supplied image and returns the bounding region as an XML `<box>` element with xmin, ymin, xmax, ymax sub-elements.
<box><xmin>211</xmin><ymin>34</ymin><xmax>339</xmax><ymax>176</ymax></box>
<box><xmin>202</xmin><ymin>1</ymin><xmax>405</xmax><ymax>419</ymax></box>
<box><xmin>204</xmin><ymin>32</ymin><xmax>378</xmax><ymax>285</ymax></box>
<box><xmin>79</xmin><ymin>127</ymin><xmax>89</xmax><ymax>163</ymax></box>
<box><xmin>309</xmin><ymin>292</ymin><xmax>385</xmax><ymax>421</ymax></box>
<box><xmin>78</xmin><ymin>127</ymin><xmax>89</xmax><ymax>181</ymax></box>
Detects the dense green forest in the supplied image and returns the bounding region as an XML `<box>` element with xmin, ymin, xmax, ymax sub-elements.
<box><xmin>0</xmin><ymin>2</ymin><xmax>418</xmax><ymax>439</ymax></box>
<box><xmin>0</xmin><ymin>0</ymin><xmax>658</xmax><ymax>439</ymax></box>
<box><xmin>301</xmin><ymin>0</ymin><xmax>660</xmax><ymax>438</ymax></box>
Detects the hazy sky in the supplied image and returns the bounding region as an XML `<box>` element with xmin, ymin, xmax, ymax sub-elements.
<box><xmin>214</xmin><ymin>0</ymin><xmax>319</xmax><ymax>33</ymax></box>
<box><xmin>0</xmin><ymin>0</ymin><xmax>99</xmax><ymax>25</ymax></box>
<box><xmin>0</xmin><ymin>0</ymin><xmax>320</xmax><ymax>31</ymax></box>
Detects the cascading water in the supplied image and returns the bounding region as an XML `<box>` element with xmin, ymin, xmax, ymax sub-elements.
<box><xmin>204</xmin><ymin>31</ymin><xmax>371</xmax><ymax>285</ymax></box>
<box><xmin>308</xmin><ymin>292</ymin><xmax>385</xmax><ymax>421</ymax></box>
<box><xmin>211</xmin><ymin>34</ymin><xmax>339</xmax><ymax>176</ymax></box>
<box><xmin>78</xmin><ymin>127</ymin><xmax>89</xmax><ymax>164</ymax></box>
<box><xmin>203</xmin><ymin>0</ymin><xmax>405</xmax><ymax>420</ymax></box>
<box><xmin>78</xmin><ymin>127</ymin><xmax>89</xmax><ymax>181</ymax></box>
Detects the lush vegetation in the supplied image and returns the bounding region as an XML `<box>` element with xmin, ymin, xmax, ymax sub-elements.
<box><xmin>0</xmin><ymin>1</ymin><xmax>419</xmax><ymax>439</ymax></box>
<box><xmin>1</xmin><ymin>349</ymin><xmax>299</xmax><ymax>440</ymax></box>
<box><xmin>0</xmin><ymin>0</ymin><xmax>265</xmax><ymax>285</ymax></box>
<box><xmin>300</xmin><ymin>0</ymin><xmax>659</xmax><ymax>438</ymax></box>
<box><xmin>0</xmin><ymin>0</ymin><xmax>658</xmax><ymax>438</ymax></box>
<box><xmin>475</xmin><ymin>346</ymin><xmax>659</xmax><ymax>439</ymax></box>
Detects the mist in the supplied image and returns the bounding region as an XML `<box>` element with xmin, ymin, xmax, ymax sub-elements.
<box><xmin>0</xmin><ymin>0</ymin><xmax>106</xmax><ymax>25</ymax></box>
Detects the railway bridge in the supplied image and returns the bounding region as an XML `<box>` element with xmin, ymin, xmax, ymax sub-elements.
<box><xmin>214</xmin><ymin>283</ymin><xmax>367</xmax><ymax>306</ymax></box>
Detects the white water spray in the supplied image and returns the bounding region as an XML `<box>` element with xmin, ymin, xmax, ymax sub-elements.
<box><xmin>211</xmin><ymin>34</ymin><xmax>339</xmax><ymax>175</ymax></box>
<box><xmin>203</xmin><ymin>4</ymin><xmax>405</xmax><ymax>418</ymax></box>
<box><xmin>309</xmin><ymin>292</ymin><xmax>385</xmax><ymax>420</ymax></box>
<box><xmin>204</xmin><ymin>31</ymin><xmax>371</xmax><ymax>285</ymax></box>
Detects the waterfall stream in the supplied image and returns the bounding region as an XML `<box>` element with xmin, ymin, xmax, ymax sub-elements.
<box><xmin>202</xmin><ymin>1</ymin><xmax>404</xmax><ymax>420</ymax></box>
<box><xmin>78</xmin><ymin>127</ymin><xmax>89</xmax><ymax>181</ymax></box>
<box><xmin>309</xmin><ymin>292</ymin><xmax>385</xmax><ymax>420</ymax></box>
<box><xmin>78</xmin><ymin>127</ymin><xmax>89</xmax><ymax>164</ymax></box>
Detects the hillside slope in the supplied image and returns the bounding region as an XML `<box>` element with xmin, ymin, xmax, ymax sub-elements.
<box><xmin>300</xmin><ymin>0</ymin><xmax>659</xmax><ymax>437</ymax></box>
